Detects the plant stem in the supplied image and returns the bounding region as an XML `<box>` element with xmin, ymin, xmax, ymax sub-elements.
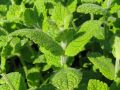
<box><xmin>107</xmin><ymin>0</ymin><xmax>112</xmax><ymax>9</ymax></box>
<box><xmin>115</xmin><ymin>58</ymin><xmax>120</xmax><ymax>78</ymax></box>
<box><xmin>15</xmin><ymin>53</ymin><xmax>28</xmax><ymax>77</ymax></box>
<box><xmin>0</xmin><ymin>68</ymin><xmax>15</xmax><ymax>90</ymax></box>
<box><xmin>90</xmin><ymin>13</ymin><xmax>94</xmax><ymax>20</ymax></box>
<box><xmin>10</xmin><ymin>0</ymin><xmax>15</xmax><ymax>5</ymax></box>
<box><xmin>60</xmin><ymin>41</ymin><xmax>68</xmax><ymax>65</ymax></box>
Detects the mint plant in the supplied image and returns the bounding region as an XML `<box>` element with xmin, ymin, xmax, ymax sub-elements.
<box><xmin>0</xmin><ymin>0</ymin><xmax>120</xmax><ymax>90</ymax></box>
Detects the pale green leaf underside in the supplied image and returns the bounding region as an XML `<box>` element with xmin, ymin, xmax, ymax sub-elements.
<box><xmin>77</xmin><ymin>3</ymin><xmax>105</xmax><ymax>15</ymax></box>
<box><xmin>51</xmin><ymin>68</ymin><xmax>82</xmax><ymax>90</ymax></box>
<box><xmin>10</xmin><ymin>29</ymin><xmax>64</xmax><ymax>55</ymax></box>
<box><xmin>88</xmin><ymin>79</ymin><xmax>109</xmax><ymax>90</ymax></box>
<box><xmin>65</xmin><ymin>20</ymin><xmax>101</xmax><ymax>56</ymax></box>
<box><xmin>88</xmin><ymin>52</ymin><xmax>115</xmax><ymax>80</ymax></box>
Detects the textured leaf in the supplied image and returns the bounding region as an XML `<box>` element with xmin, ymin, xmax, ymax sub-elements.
<box><xmin>0</xmin><ymin>28</ymin><xmax>8</xmax><ymax>35</ymax></box>
<box><xmin>67</xmin><ymin>0</ymin><xmax>77</xmax><ymax>13</ymax></box>
<box><xmin>27</xmin><ymin>67</ymin><xmax>41</xmax><ymax>87</ymax></box>
<box><xmin>0</xmin><ymin>72</ymin><xmax>27</xmax><ymax>90</ymax></box>
<box><xmin>51</xmin><ymin>3</ymin><xmax>72</xmax><ymax>29</ymax></box>
<box><xmin>33</xmin><ymin>55</ymin><xmax>46</xmax><ymax>64</ymax></box>
<box><xmin>65</xmin><ymin>20</ymin><xmax>102</xmax><ymax>56</ymax></box>
<box><xmin>102</xmin><ymin>0</ymin><xmax>113</xmax><ymax>9</ymax></box>
<box><xmin>23</xmin><ymin>8</ymin><xmax>37</xmax><ymax>26</ymax></box>
<box><xmin>81</xmin><ymin>0</ymin><xmax>103</xmax><ymax>3</ymax></box>
<box><xmin>88</xmin><ymin>52</ymin><xmax>115</xmax><ymax>80</ymax></box>
<box><xmin>51</xmin><ymin>68</ymin><xmax>82</xmax><ymax>90</ymax></box>
<box><xmin>10</xmin><ymin>29</ymin><xmax>64</xmax><ymax>55</ymax></box>
<box><xmin>112</xmin><ymin>36</ymin><xmax>120</xmax><ymax>58</ymax></box>
<box><xmin>88</xmin><ymin>79</ymin><xmax>109</xmax><ymax>90</ymax></box>
<box><xmin>110</xmin><ymin>78</ymin><xmax>120</xmax><ymax>90</ymax></box>
<box><xmin>0</xmin><ymin>5</ymin><xmax>7</xmax><ymax>14</ymax></box>
<box><xmin>0</xmin><ymin>36</ymin><xmax>8</xmax><ymax>48</ymax></box>
<box><xmin>0</xmin><ymin>84</ymin><xmax>10</xmax><ymax>90</ymax></box>
<box><xmin>77</xmin><ymin>3</ymin><xmax>105</xmax><ymax>15</ymax></box>
<box><xmin>7</xmin><ymin>5</ymin><xmax>25</xmax><ymax>22</ymax></box>
<box><xmin>38</xmin><ymin>84</ymin><xmax>56</xmax><ymax>90</ymax></box>
<box><xmin>110</xmin><ymin>4</ymin><xmax>120</xmax><ymax>14</ymax></box>
<box><xmin>34</xmin><ymin>0</ymin><xmax>46</xmax><ymax>15</ymax></box>
<box><xmin>40</xmin><ymin>47</ymin><xmax>61</xmax><ymax>67</ymax></box>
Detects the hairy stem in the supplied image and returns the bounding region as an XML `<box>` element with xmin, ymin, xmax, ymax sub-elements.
<box><xmin>60</xmin><ymin>41</ymin><xmax>68</xmax><ymax>65</ymax></box>
<box><xmin>115</xmin><ymin>58</ymin><xmax>120</xmax><ymax>78</ymax></box>
<box><xmin>10</xmin><ymin>0</ymin><xmax>15</xmax><ymax>5</ymax></box>
<box><xmin>107</xmin><ymin>0</ymin><xmax>112</xmax><ymax>9</ymax></box>
<box><xmin>0</xmin><ymin>68</ymin><xmax>15</xmax><ymax>90</ymax></box>
<box><xmin>90</xmin><ymin>13</ymin><xmax>94</xmax><ymax>20</ymax></box>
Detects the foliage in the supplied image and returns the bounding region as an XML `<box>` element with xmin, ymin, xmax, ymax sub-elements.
<box><xmin>0</xmin><ymin>0</ymin><xmax>120</xmax><ymax>90</ymax></box>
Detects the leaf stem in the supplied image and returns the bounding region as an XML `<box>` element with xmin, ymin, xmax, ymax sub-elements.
<box><xmin>10</xmin><ymin>0</ymin><xmax>15</xmax><ymax>5</ymax></box>
<box><xmin>115</xmin><ymin>58</ymin><xmax>120</xmax><ymax>78</ymax></box>
<box><xmin>90</xmin><ymin>13</ymin><xmax>94</xmax><ymax>20</ymax></box>
<box><xmin>107</xmin><ymin>0</ymin><xmax>112</xmax><ymax>9</ymax></box>
<box><xmin>15</xmin><ymin>53</ymin><xmax>28</xmax><ymax>77</ymax></box>
<box><xmin>60</xmin><ymin>41</ymin><xmax>68</xmax><ymax>65</ymax></box>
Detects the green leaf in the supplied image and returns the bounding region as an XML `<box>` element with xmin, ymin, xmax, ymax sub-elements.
<box><xmin>88</xmin><ymin>52</ymin><xmax>115</xmax><ymax>80</ymax></box>
<box><xmin>110</xmin><ymin>78</ymin><xmax>120</xmax><ymax>90</ymax></box>
<box><xmin>51</xmin><ymin>3</ymin><xmax>72</xmax><ymax>29</ymax></box>
<box><xmin>7</xmin><ymin>5</ymin><xmax>25</xmax><ymax>22</ymax></box>
<box><xmin>81</xmin><ymin>0</ymin><xmax>103</xmax><ymax>3</ymax></box>
<box><xmin>110</xmin><ymin>4</ymin><xmax>120</xmax><ymax>14</ymax></box>
<box><xmin>10</xmin><ymin>29</ymin><xmax>64</xmax><ymax>55</ymax></box>
<box><xmin>34</xmin><ymin>0</ymin><xmax>46</xmax><ymax>15</ymax></box>
<box><xmin>0</xmin><ymin>72</ymin><xmax>27</xmax><ymax>90</ymax></box>
<box><xmin>66</xmin><ymin>0</ymin><xmax>77</xmax><ymax>13</ymax></box>
<box><xmin>40</xmin><ymin>47</ymin><xmax>61</xmax><ymax>67</ymax></box>
<box><xmin>77</xmin><ymin>3</ymin><xmax>105</xmax><ymax>15</ymax></box>
<box><xmin>87</xmin><ymin>79</ymin><xmax>109</xmax><ymax>90</ymax></box>
<box><xmin>23</xmin><ymin>8</ymin><xmax>37</xmax><ymax>26</ymax></box>
<box><xmin>33</xmin><ymin>55</ymin><xmax>46</xmax><ymax>64</ymax></box>
<box><xmin>112</xmin><ymin>36</ymin><xmax>120</xmax><ymax>58</ymax></box>
<box><xmin>38</xmin><ymin>84</ymin><xmax>56</xmax><ymax>90</ymax></box>
<box><xmin>65</xmin><ymin>20</ymin><xmax>102</xmax><ymax>56</ymax></box>
<box><xmin>0</xmin><ymin>5</ymin><xmax>7</xmax><ymax>14</ymax></box>
<box><xmin>0</xmin><ymin>28</ymin><xmax>8</xmax><ymax>35</ymax></box>
<box><xmin>102</xmin><ymin>0</ymin><xmax>113</xmax><ymax>9</ymax></box>
<box><xmin>0</xmin><ymin>84</ymin><xmax>10</xmax><ymax>90</ymax></box>
<box><xmin>51</xmin><ymin>67</ymin><xmax>82</xmax><ymax>90</ymax></box>
<box><xmin>27</xmin><ymin>67</ymin><xmax>41</xmax><ymax>87</ymax></box>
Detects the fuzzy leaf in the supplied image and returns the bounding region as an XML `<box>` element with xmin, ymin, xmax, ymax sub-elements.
<box><xmin>0</xmin><ymin>72</ymin><xmax>27</xmax><ymax>90</ymax></box>
<box><xmin>81</xmin><ymin>0</ymin><xmax>103</xmax><ymax>3</ymax></box>
<box><xmin>23</xmin><ymin>8</ymin><xmax>37</xmax><ymax>26</ymax></box>
<box><xmin>40</xmin><ymin>47</ymin><xmax>61</xmax><ymax>67</ymax></box>
<box><xmin>0</xmin><ymin>84</ymin><xmax>9</xmax><ymax>90</ymax></box>
<box><xmin>112</xmin><ymin>36</ymin><xmax>120</xmax><ymax>58</ymax></box>
<box><xmin>88</xmin><ymin>79</ymin><xmax>109</xmax><ymax>90</ymax></box>
<box><xmin>7</xmin><ymin>5</ymin><xmax>25</xmax><ymax>22</ymax></box>
<box><xmin>51</xmin><ymin>3</ymin><xmax>72</xmax><ymax>29</ymax></box>
<box><xmin>65</xmin><ymin>20</ymin><xmax>102</xmax><ymax>56</ymax></box>
<box><xmin>10</xmin><ymin>29</ymin><xmax>64</xmax><ymax>55</ymax></box>
<box><xmin>88</xmin><ymin>52</ymin><xmax>115</xmax><ymax>80</ymax></box>
<box><xmin>77</xmin><ymin>3</ymin><xmax>105</xmax><ymax>15</ymax></box>
<box><xmin>51</xmin><ymin>68</ymin><xmax>82</xmax><ymax>90</ymax></box>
